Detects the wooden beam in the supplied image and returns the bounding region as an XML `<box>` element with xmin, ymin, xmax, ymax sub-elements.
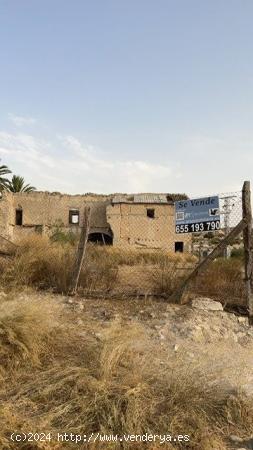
<box><xmin>169</xmin><ymin>218</ymin><xmax>246</xmax><ymax>303</ymax></box>
<box><xmin>0</xmin><ymin>234</ymin><xmax>17</xmax><ymax>247</ymax></box>
<box><xmin>69</xmin><ymin>206</ymin><xmax>91</xmax><ymax>295</ymax></box>
<box><xmin>242</xmin><ymin>181</ymin><xmax>253</xmax><ymax>325</ymax></box>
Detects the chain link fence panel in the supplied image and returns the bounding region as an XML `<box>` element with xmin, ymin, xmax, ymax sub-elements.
<box><xmin>0</xmin><ymin>189</ymin><xmax>247</xmax><ymax>307</ymax></box>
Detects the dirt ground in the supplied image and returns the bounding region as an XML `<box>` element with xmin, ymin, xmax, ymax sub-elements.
<box><xmin>45</xmin><ymin>291</ymin><xmax>253</xmax><ymax>396</ymax></box>
<box><xmin>2</xmin><ymin>289</ymin><xmax>253</xmax><ymax>449</ymax></box>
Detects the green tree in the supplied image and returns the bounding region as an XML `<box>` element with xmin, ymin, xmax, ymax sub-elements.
<box><xmin>7</xmin><ymin>175</ymin><xmax>36</xmax><ymax>193</ymax></box>
<box><xmin>0</xmin><ymin>162</ymin><xmax>11</xmax><ymax>191</ymax></box>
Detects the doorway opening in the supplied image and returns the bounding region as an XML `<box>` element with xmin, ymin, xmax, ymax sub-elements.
<box><xmin>88</xmin><ymin>232</ymin><xmax>113</xmax><ymax>245</ymax></box>
<box><xmin>175</xmin><ymin>241</ymin><xmax>184</xmax><ymax>253</ymax></box>
<box><xmin>15</xmin><ymin>209</ymin><xmax>23</xmax><ymax>226</ymax></box>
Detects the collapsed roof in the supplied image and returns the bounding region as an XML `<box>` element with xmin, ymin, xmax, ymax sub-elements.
<box><xmin>112</xmin><ymin>193</ymin><xmax>188</xmax><ymax>204</ymax></box>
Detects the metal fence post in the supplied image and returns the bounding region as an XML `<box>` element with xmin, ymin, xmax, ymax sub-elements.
<box><xmin>242</xmin><ymin>181</ymin><xmax>253</xmax><ymax>324</ymax></box>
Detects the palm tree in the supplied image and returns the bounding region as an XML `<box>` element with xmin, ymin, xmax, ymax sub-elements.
<box><xmin>0</xmin><ymin>162</ymin><xmax>11</xmax><ymax>191</ymax></box>
<box><xmin>7</xmin><ymin>175</ymin><xmax>36</xmax><ymax>193</ymax></box>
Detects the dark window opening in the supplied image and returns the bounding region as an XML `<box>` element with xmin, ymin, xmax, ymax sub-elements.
<box><xmin>15</xmin><ymin>209</ymin><xmax>23</xmax><ymax>226</ymax></box>
<box><xmin>175</xmin><ymin>241</ymin><xmax>184</xmax><ymax>253</ymax></box>
<box><xmin>147</xmin><ymin>208</ymin><xmax>155</xmax><ymax>218</ymax></box>
<box><xmin>88</xmin><ymin>232</ymin><xmax>113</xmax><ymax>245</ymax></box>
<box><xmin>69</xmin><ymin>209</ymin><xmax>79</xmax><ymax>225</ymax></box>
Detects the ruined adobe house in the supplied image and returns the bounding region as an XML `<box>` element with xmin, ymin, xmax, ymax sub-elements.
<box><xmin>0</xmin><ymin>191</ymin><xmax>113</xmax><ymax>243</ymax></box>
<box><xmin>107</xmin><ymin>194</ymin><xmax>191</xmax><ymax>252</ymax></box>
<box><xmin>0</xmin><ymin>191</ymin><xmax>191</xmax><ymax>253</ymax></box>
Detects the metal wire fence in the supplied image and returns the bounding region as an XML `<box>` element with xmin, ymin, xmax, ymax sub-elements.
<box><xmin>191</xmin><ymin>190</ymin><xmax>242</xmax><ymax>260</ymax></box>
<box><xmin>0</xmin><ymin>189</ymin><xmax>246</xmax><ymax>305</ymax></box>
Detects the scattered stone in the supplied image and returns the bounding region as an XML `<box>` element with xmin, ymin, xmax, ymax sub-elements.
<box><xmin>230</xmin><ymin>435</ymin><xmax>253</xmax><ymax>450</ymax></box>
<box><xmin>174</xmin><ymin>344</ymin><xmax>179</xmax><ymax>352</ymax></box>
<box><xmin>67</xmin><ymin>298</ymin><xmax>73</xmax><ymax>304</ymax></box>
<box><xmin>238</xmin><ymin>316</ymin><xmax>247</xmax><ymax>324</ymax></box>
<box><xmin>101</xmin><ymin>310</ymin><xmax>112</xmax><ymax>320</ymax></box>
<box><xmin>159</xmin><ymin>331</ymin><xmax>165</xmax><ymax>340</ymax></box>
<box><xmin>191</xmin><ymin>297</ymin><xmax>223</xmax><ymax>311</ymax></box>
<box><xmin>236</xmin><ymin>331</ymin><xmax>246</xmax><ymax>339</ymax></box>
<box><xmin>191</xmin><ymin>327</ymin><xmax>205</xmax><ymax>343</ymax></box>
<box><xmin>244</xmin><ymin>438</ymin><xmax>253</xmax><ymax>449</ymax></box>
<box><xmin>94</xmin><ymin>332</ymin><xmax>102</xmax><ymax>341</ymax></box>
<box><xmin>230</xmin><ymin>435</ymin><xmax>243</xmax><ymax>443</ymax></box>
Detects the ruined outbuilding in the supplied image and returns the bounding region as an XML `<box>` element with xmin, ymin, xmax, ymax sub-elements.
<box><xmin>0</xmin><ymin>190</ymin><xmax>191</xmax><ymax>253</ymax></box>
<box><xmin>107</xmin><ymin>193</ymin><xmax>191</xmax><ymax>252</ymax></box>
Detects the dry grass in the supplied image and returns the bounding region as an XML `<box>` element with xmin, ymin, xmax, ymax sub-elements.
<box><xmin>191</xmin><ymin>258</ymin><xmax>245</xmax><ymax>305</ymax></box>
<box><xmin>0</xmin><ymin>236</ymin><xmax>119</xmax><ymax>294</ymax></box>
<box><xmin>0</xmin><ymin>235</ymin><xmax>75</xmax><ymax>292</ymax></box>
<box><xmin>0</xmin><ymin>236</ymin><xmax>196</xmax><ymax>297</ymax></box>
<box><xmin>0</xmin><ymin>296</ymin><xmax>62</xmax><ymax>373</ymax></box>
<box><xmin>0</xmin><ymin>235</ymin><xmax>245</xmax><ymax>305</ymax></box>
<box><xmin>93</xmin><ymin>246</ymin><xmax>196</xmax><ymax>267</ymax></box>
<box><xmin>0</xmin><ymin>295</ymin><xmax>253</xmax><ymax>449</ymax></box>
<box><xmin>151</xmin><ymin>261</ymin><xmax>184</xmax><ymax>297</ymax></box>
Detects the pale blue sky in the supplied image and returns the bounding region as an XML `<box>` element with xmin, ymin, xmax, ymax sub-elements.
<box><xmin>0</xmin><ymin>0</ymin><xmax>252</xmax><ymax>195</ymax></box>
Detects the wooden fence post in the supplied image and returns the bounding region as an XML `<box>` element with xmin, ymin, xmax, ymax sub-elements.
<box><xmin>242</xmin><ymin>181</ymin><xmax>253</xmax><ymax>325</ymax></box>
<box><xmin>69</xmin><ymin>206</ymin><xmax>91</xmax><ymax>295</ymax></box>
<box><xmin>169</xmin><ymin>218</ymin><xmax>246</xmax><ymax>304</ymax></box>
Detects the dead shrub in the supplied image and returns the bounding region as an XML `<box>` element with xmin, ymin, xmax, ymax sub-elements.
<box><xmin>93</xmin><ymin>246</ymin><xmax>196</xmax><ymax>267</ymax></box>
<box><xmin>151</xmin><ymin>261</ymin><xmax>184</xmax><ymax>296</ymax></box>
<box><xmin>0</xmin><ymin>296</ymin><xmax>61</xmax><ymax>371</ymax></box>
<box><xmin>0</xmin><ymin>236</ymin><xmax>197</xmax><ymax>297</ymax></box>
<box><xmin>0</xmin><ymin>237</ymin><xmax>119</xmax><ymax>294</ymax></box>
<box><xmin>79</xmin><ymin>244</ymin><xmax>119</xmax><ymax>293</ymax></box>
<box><xmin>1</xmin><ymin>237</ymin><xmax>75</xmax><ymax>293</ymax></box>
<box><xmin>191</xmin><ymin>258</ymin><xmax>245</xmax><ymax>304</ymax></box>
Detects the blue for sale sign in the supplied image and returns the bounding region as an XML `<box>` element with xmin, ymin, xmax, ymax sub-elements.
<box><xmin>175</xmin><ymin>196</ymin><xmax>220</xmax><ymax>233</ymax></box>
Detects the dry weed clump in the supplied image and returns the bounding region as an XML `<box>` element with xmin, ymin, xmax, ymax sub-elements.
<box><xmin>1</xmin><ymin>302</ymin><xmax>253</xmax><ymax>450</ymax></box>
<box><xmin>0</xmin><ymin>236</ymin><xmax>196</xmax><ymax>296</ymax></box>
<box><xmin>80</xmin><ymin>244</ymin><xmax>119</xmax><ymax>293</ymax></box>
<box><xmin>91</xmin><ymin>245</ymin><xmax>196</xmax><ymax>267</ymax></box>
<box><xmin>191</xmin><ymin>258</ymin><xmax>245</xmax><ymax>305</ymax></box>
<box><xmin>0</xmin><ymin>236</ymin><xmax>119</xmax><ymax>294</ymax></box>
<box><xmin>0</xmin><ymin>235</ymin><xmax>75</xmax><ymax>293</ymax></box>
<box><xmin>0</xmin><ymin>296</ymin><xmax>61</xmax><ymax>372</ymax></box>
<box><xmin>151</xmin><ymin>261</ymin><xmax>185</xmax><ymax>297</ymax></box>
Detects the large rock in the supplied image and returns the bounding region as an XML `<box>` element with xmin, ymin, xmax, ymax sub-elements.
<box><xmin>230</xmin><ymin>434</ymin><xmax>253</xmax><ymax>449</ymax></box>
<box><xmin>191</xmin><ymin>297</ymin><xmax>223</xmax><ymax>311</ymax></box>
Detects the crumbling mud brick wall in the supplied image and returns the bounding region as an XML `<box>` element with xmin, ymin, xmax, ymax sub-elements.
<box><xmin>0</xmin><ymin>191</ymin><xmax>14</xmax><ymax>239</ymax></box>
<box><xmin>0</xmin><ymin>191</ymin><xmax>191</xmax><ymax>253</ymax></box>
<box><xmin>0</xmin><ymin>191</ymin><xmax>112</xmax><ymax>241</ymax></box>
<box><xmin>107</xmin><ymin>201</ymin><xmax>191</xmax><ymax>252</ymax></box>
